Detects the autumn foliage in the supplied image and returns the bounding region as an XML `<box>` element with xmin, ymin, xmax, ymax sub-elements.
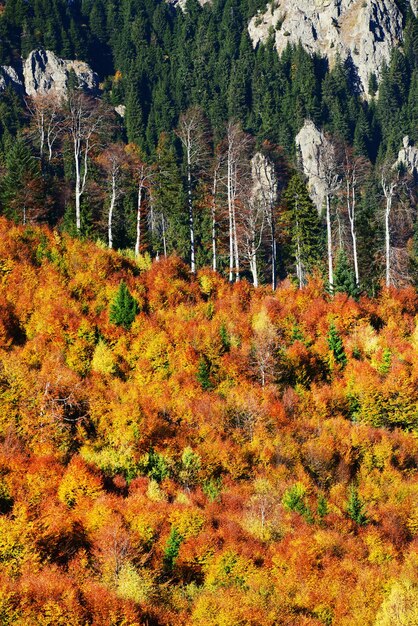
<box><xmin>0</xmin><ymin>218</ymin><xmax>417</xmax><ymax>625</ymax></box>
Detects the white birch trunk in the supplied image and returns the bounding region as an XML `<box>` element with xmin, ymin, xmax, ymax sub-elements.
<box><xmin>108</xmin><ymin>172</ymin><xmax>116</xmax><ymax>249</ymax></box>
<box><xmin>385</xmin><ymin>194</ymin><xmax>392</xmax><ymax>288</ymax></box>
<box><xmin>186</xmin><ymin>140</ymin><xmax>196</xmax><ymax>273</ymax></box>
<box><xmin>326</xmin><ymin>194</ymin><xmax>334</xmax><ymax>292</ymax></box>
<box><xmin>135</xmin><ymin>184</ymin><xmax>143</xmax><ymax>258</ymax></box>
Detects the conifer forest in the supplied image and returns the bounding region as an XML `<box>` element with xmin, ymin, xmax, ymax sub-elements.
<box><xmin>0</xmin><ymin>0</ymin><xmax>417</xmax><ymax>624</ymax></box>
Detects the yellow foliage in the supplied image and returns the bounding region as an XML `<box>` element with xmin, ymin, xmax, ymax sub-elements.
<box><xmin>375</xmin><ymin>579</ymin><xmax>418</xmax><ymax>626</ymax></box>
<box><xmin>58</xmin><ymin>459</ymin><xmax>102</xmax><ymax>507</ymax></box>
<box><xmin>364</xmin><ymin>529</ymin><xmax>394</xmax><ymax>565</ymax></box>
<box><xmin>169</xmin><ymin>508</ymin><xmax>205</xmax><ymax>540</ymax></box>
<box><xmin>204</xmin><ymin>550</ymin><xmax>255</xmax><ymax>590</ymax></box>
<box><xmin>147</xmin><ymin>479</ymin><xmax>167</xmax><ymax>502</ymax></box>
<box><xmin>116</xmin><ymin>563</ymin><xmax>155</xmax><ymax>604</ymax></box>
<box><xmin>91</xmin><ymin>340</ymin><xmax>116</xmax><ymax>375</ymax></box>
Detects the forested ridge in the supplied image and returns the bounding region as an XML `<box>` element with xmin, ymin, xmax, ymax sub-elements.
<box><xmin>0</xmin><ymin>219</ymin><xmax>416</xmax><ymax>624</ymax></box>
<box><xmin>0</xmin><ymin>0</ymin><xmax>416</xmax><ymax>291</ymax></box>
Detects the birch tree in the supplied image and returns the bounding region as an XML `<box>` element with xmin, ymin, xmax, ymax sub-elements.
<box><xmin>64</xmin><ymin>92</ymin><xmax>111</xmax><ymax>231</ymax></box>
<box><xmin>340</xmin><ymin>146</ymin><xmax>369</xmax><ymax>290</ymax></box>
<box><xmin>252</xmin><ymin>146</ymin><xmax>283</xmax><ymax>289</ymax></box>
<box><xmin>127</xmin><ymin>145</ymin><xmax>154</xmax><ymax>257</ymax></box>
<box><xmin>26</xmin><ymin>92</ymin><xmax>64</xmax><ymax>163</ymax></box>
<box><xmin>98</xmin><ymin>144</ymin><xmax>127</xmax><ymax>249</ymax></box>
<box><xmin>176</xmin><ymin>107</ymin><xmax>209</xmax><ymax>274</ymax></box>
<box><xmin>223</xmin><ymin>121</ymin><xmax>252</xmax><ymax>283</ymax></box>
<box><xmin>380</xmin><ymin>163</ymin><xmax>400</xmax><ymax>287</ymax></box>
<box><xmin>210</xmin><ymin>149</ymin><xmax>222</xmax><ymax>272</ymax></box>
<box><xmin>321</xmin><ymin>140</ymin><xmax>341</xmax><ymax>293</ymax></box>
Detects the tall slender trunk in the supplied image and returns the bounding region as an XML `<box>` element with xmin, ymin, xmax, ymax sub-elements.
<box><xmin>74</xmin><ymin>143</ymin><xmax>82</xmax><ymax>231</ymax></box>
<box><xmin>385</xmin><ymin>195</ymin><xmax>392</xmax><ymax>288</ymax></box>
<box><xmin>295</xmin><ymin>212</ymin><xmax>303</xmax><ymax>289</ymax></box>
<box><xmin>212</xmin><ymin>166</ymin><xmax>218</xmax><ymax>272</ymax></box>
<box><xmin>135</xmin><ymin>183</ymin><xmax>143</xmax><ymax>258</ymax></box>
<box><xmin>186</xmin><ymin>142</ymin><xmax>196</xmax><ymax>273</ymax></box>
<box><xmin>232</xmin><ymin>201</ymin><xmax>240</xmax><ymax>282</ymax></box>
<box><xmin>231</xmin><ymin>162</ymin><xmax>240</xmax><ymax>282</ymax></box>
<box><xmin>250</xmin><ymin>241</ymin><xmax>258</xmax><ymax>287</ymax></box>
<box><xmin>326</xmin><ymin>194</ymin><xmax>334</xmax><ymax>292</ymax></box>
<box><xmin>347</xmin><ymin>180</ymin><xmax>360</xmax><ymax>288</ymax></box>
<box><xmin>108</xmin><ymin>172</ymin><xmax>116</xmax><ymax>249</ymax></box>
<box><xmin>270</xmin><ymin>218</ymin><xmax>276</xmax><ymax>291</ymax></box>
<box><xmin>162</xmin><ymin>215</ymin><xmax>167</xmax><ymax>257</ymax></box>
<box><xmin>227</xmin><ymin>155</ymin><xmax>234</xmax><ymax>283</ymax></box>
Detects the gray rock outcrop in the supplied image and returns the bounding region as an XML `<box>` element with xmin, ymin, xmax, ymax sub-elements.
<box><xmin>167</xmin><ymin>0</ymin><xmax>211</xmax><ymax>9</ymax></box>
<box><xmin>248</xmin><ymin>0</ymin><xmax>407</xmax><ymax>95</ymax></box>
<box><xmin>0</xmin><ymin>65</ymin><xmax>24</xmax><ymax>94</ymax></box>
<box><xmin>23</xmin><ymin>49</ymin><xmax>98</xmax><ymax>97</ymax></box>
<box><xmin>295</xmin><ymin>120</ymin><xmax>336</xmax><ymax>212</ymax></box>
<box><xmin>411</xmin><ymin>0</ymin><xmax>417</xmax><ymax>17</ymax></box>
<box><xmin>395</xmin><ymin>136</ymin><xmax>418</xmax><ymax>175</ymax></box>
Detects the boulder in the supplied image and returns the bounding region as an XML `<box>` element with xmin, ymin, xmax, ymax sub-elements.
<box><xmin>248</xmin><ymin>0</ymin><xmax>406</xmax><ymax>95</ymax></box>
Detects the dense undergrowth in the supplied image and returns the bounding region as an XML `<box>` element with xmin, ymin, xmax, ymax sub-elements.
<box><xmin>0</xmin><ymin>218</ymin><xmax>417</xmax><ymax>625</ymax></box>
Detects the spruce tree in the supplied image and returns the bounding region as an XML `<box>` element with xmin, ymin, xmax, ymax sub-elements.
<box><xmin>284</xmin><ymin>174</ymin><xmax>322</xmax><ymax>287</ymax></box>
<box><xmin>334</xmin><ymin>249</ymin><xmax>359</xmax><ymax>298</ymax></box>
<box><xmin>109</xmin><ymin>281</ymin><xmax>138</xmax><ymax>329</ymax></box>
<box><xmin>346</xmin><ymin>486</ymin><xmax>368</xmax><ymax>526</ymax></box>
<box><xmin>327</xmin><ymin>322</ymin><xmax>347</xmax><ymax>368</ymax></box>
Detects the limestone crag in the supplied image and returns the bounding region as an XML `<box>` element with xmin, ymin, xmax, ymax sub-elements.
<box><xmin>295</xmin><ymin>120</ymin><xmax>335</xmax><ymax>213</ymax></box>
<box><xmin>395</xmin><ymin>136</ymin><xmax>418</xmax><ymax>176</ymax></box>
<box><xmin>249</xmin><ymin>0</ymin><xmax>407</xmax><ymax>94</ymax></box>
<box><xmin>0</xmin><ymin>65</ymin><xmax>24</xmax><ymax>94</ymax></box>
<box><xmin>23</xmin><ymin>49</ymin><xmax>98</xmax><ymax>97</ymax></box>
<box><xmin>251</xmin><ymin>152</ymin><xmax>277</xmax><ymax>205</ymax></box>
<box><xmin>411</xmin><ymin>0</ymin><xmax>417</xmax><ymax>16</ymax></box>
<box><xmin>167</xmin><ymin>0</ymin><xmax>211</xmax><ymax>9</ymax></box>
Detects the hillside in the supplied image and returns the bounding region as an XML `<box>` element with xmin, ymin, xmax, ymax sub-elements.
<box><xmin>0</xmin><ymin>1</ymin><xmax>416</xmax><ymax>294</ymax></box>
<box><xmin>0</xmin><ymin>219</ymin><xmax>416</xmax><ymax>625</ymax></box>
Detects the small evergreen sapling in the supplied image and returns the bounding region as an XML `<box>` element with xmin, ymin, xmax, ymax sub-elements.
<box><xmin>109</xmin><ymin>280</ymin><xmax>138</xmax><ymax>329</ymax></box>
<box><xmin>347</xmin><ymin>486</ymin><xmax>368</xmax><ymax>526</ymax></box>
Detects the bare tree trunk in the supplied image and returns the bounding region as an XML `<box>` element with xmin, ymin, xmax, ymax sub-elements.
<box><xmin>162</xmin><ymin>215</ymin><xmax>167</xmax><ymax>257</ymax></box>
<box><xmin>108</xmin><ymin>171</ymin><xmax>116</xmax><ymax>249</ymax></box>
<box><xmin>186</xmin><ymin>142</ymin><xmax>196</xmax><ymax>273</ymax></box>
<box><xmin>74</xmin><ymin>143</ymin><xmax>82</xmax><ymax>231</ymax></box>
<box><xmin>271</xmin><ymin>218</ymin><xmax>277</xmax><ymax>290</ymax></box>
<box><xmin>135</xmin><ymin>184</ymin><xmax>143</xmax><ymax>258</ymax></box>
<box><xmin>227</xmin><ymin>155</ymin><xmax>234</xmax><ymax>283</ymax></box>
<box><xmin>326</xmin><ymin>194</ymin><xmax>334</xmax><ymax>292</ymax></box>
<box><xmin>385</xmin><ymin>194</ymin><xmax>392</xmax><ymax>288</ymax></box>
<box><xmin>348</xmin><ymin>181</ymin><xmax>360</xmax><ymax>288</ymax></box>
<box><xmin>250</xmin><ymin>241</ymin><xmax>258</xmax><ymax>287</ymax></box>
<box><xmin>212</xmin><ymin>165</ymin><xmax>218</xmax><ymax>272</ymax></box>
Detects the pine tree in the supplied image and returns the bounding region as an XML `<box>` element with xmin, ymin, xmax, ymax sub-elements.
<box><xmin>109</xmin><ymin>280</ymin><xmax>138</xmax><ymax>329</ymax></box>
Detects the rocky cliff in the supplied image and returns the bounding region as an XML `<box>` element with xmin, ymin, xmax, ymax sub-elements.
<box><xmin>248</xmin><ymin>0</ymin><xmax>409</xmax><ymax>95</ymax></box>
<box><xmin>0</xmin><ymin>49</ymin><xmax>98</xmax><ymax>98</ymax></box>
